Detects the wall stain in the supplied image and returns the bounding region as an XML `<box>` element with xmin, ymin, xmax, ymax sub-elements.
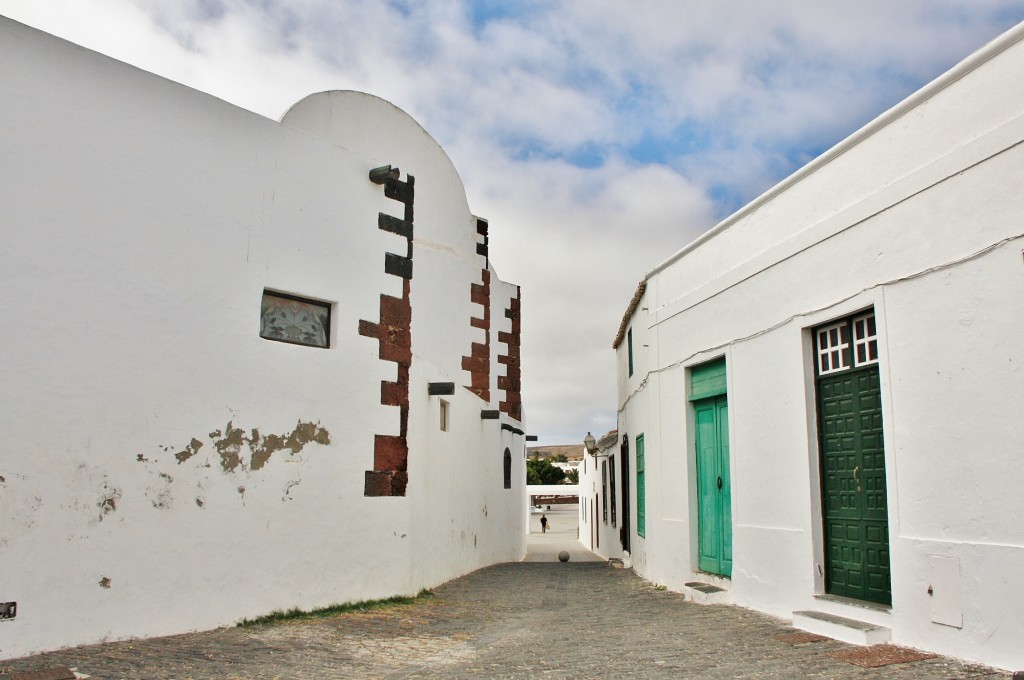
<box><xmin>136</xmin><ymin>454</ymin><xmax>149</xmax><ymax>463</ymax></box>
<box><xmin>148</xmin><ymin>472</ymin><xmax>174</xmax><ymax>509</ymax></box>
<box><xmin>195</xmin><ymin>497</ymin><xmax>205</xmax><ymax>508</ymax></box>
<box><xmin>99</xmin><ymin>577</ymin><xmax>111</xmax><ymax>589</ymax></box>
<box><xmin>282</xmin><ymin>479</ymin><xmax>300</xmax><ymax>501</ymax></box>
<box><xmin>97</xmin><ymin>484</ymin><xmax>122</xmax><ymax>521</ymax></box>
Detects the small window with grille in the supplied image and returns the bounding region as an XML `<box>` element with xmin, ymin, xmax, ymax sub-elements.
<box><xmin>815</xmin><ymin>310</ymin><xmax>879</xmax><ymax>376</ymax></box>
<box><xmin>852</xmin><ymin>313</ymin><xmax>879</xmax><ymax>367</ymax></box>
<box><xmin>816</xmin><ymin>322</ymin><xmax>850</xmax><ymax>375</ymax></box>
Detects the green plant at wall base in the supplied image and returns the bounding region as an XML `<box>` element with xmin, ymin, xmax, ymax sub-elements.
<box><xmin>237</xmin><ymin>589</ymin><xmax>433</xmax><ymax>627</ymax></box>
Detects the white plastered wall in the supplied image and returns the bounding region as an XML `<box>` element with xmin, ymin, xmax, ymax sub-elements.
<box><xmin>0</xmin><ymin>17</ymin><xmax>525</xmax><ymax>659</ymax></box>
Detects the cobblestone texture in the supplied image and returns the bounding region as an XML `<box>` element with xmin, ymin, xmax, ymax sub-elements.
<box><xmin>0</xmin><ymin>562</ymin><xmax>1008</xmax><ymax>680</ymax></box>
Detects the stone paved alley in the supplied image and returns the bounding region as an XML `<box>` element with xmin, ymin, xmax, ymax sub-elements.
<box><xmin>0</xmin><ymin>507</ymin><xmax>1012</xmax><ymax>679</ymax></box>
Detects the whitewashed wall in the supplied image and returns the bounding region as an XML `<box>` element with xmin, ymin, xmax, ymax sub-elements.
<box><xmin>577</xmin><ymin>438</ymin><xmax>626</xmax><ymax>560</ymax></box>
<box><xmin>615</xmin><ymin>23</ymin><xmax>1024</xmax><ymax>670</ymax></box>
<box><xmin>0</xmin><ymin>17</ymin><xmax>524</xmax><ymax>659</ymax></box>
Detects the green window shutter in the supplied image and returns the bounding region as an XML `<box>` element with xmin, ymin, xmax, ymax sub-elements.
<box><xmin>636</xmin><ymin>433</ymin><xmax>646</xmax><ymax>538</ymax></box>
<box><xmin>628</xmin><ymin>328</ymin><xmax>634</xmax><ymax>377</ymax></box>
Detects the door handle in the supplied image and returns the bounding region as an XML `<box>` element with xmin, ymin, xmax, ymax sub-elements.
<box><xmin>717</xmin><ymin>476</ymin><xmax>723</xmax><ymax>490</ymax></box>
<box><xmin>853</xmin><ymin>466</ymin><xmax>860</xmax><ymax>480</ymax></box>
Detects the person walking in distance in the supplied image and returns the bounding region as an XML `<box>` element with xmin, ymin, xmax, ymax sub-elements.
<box><xmin>540</xmin><ymin>514</ymin><xmax>548</xmax><ymax>533</ymax></box>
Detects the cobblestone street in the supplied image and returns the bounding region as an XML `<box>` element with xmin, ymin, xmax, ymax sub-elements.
<box><xmin>0</xmin><ymin>556</ymin><xmax>1009</xmax><ymax>680</ymax></box>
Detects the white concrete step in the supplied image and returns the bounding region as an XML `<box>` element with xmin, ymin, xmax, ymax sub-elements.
<box><xmin>792</xmin><ymin>610</ymin><xmax>891</xmax><ymax>646</ymax></box>
<box><xmin>682</xmin><ymin>581</ymin><xmax>732</xmax><ymax>605</ymax></box>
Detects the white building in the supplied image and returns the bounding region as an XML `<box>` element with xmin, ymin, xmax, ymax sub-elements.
<box><xmin>609</xmin><ymin>23</ymin><xmax>1024</xmax><ymax>670</ymax></box>
<box><xmin>0</xmin><ymin>16</ymin><xmax>526</xmax><ymax>659</ymax></box>
<box><xmin>577</xmin><ymin>432</ymin><xmax>630</xmax><ymax>558</ymax></box>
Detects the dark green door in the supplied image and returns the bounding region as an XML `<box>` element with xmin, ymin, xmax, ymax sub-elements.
<box><xmin>818</xmin><ymin>364</ymin><xmax>891</xmax><ymax>604</ymax></box>
<box><xmin>695</xmin><ymin>395</ymin><xmax>731</xmax><ymax>576</ymax></box>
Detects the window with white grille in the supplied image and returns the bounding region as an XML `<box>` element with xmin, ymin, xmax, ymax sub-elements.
<box><xmin>816</xmin><ymin>322</ymin><xmax>850</xmax><ymax>375</ymax></box>
<box><xmin>852</xmin><ymin>313</ymin><xmax>879</xmax><ymax>366</ymax></box>
<box><xmin>815</xmin><ymin>311</ymin><xmax>879</xmax><ymax>376</ymax></box>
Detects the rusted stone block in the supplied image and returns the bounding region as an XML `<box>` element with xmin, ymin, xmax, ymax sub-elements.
<box><xmin>471</xmin><ymin>342</ymin><xmax>488</xmax><ymax>359</ymax></box>
<box><xmin>364</xmin><ymin>470</ymin><xmax>394</xmax><ymax>497</ymax></box>
<box><xmin>374</xmin><ymin>435</ymin><xmax>408</xmax><ymax>471</ymax></box>
<box><xmin>358</xmin><ymin>320</ymin><xmax>380</xmax><ymax>338</ymax></box>
<box><xmin>381</xmin><ymin>380</ymin><xmax>407</xmax><ymax>406</ymax></box>
<box><xmin>380</xmin><ymin>337</ymin><xmax>412</xmax><ymax>365</ymax></box>
<box><xmin>470</xmin><ymin>371</ymin><xmax>489</xmax><ymax>389</ymax></box>
<box><xmin>461</xmin><ymin>356</ymin><xmax>488</xmax><ymax>373</ymax></box>
<box><xmin>379</xmin><ymin>295</ymin><xmax>411</xmax><ymax>326</ymax></box>
<box><xmin>498</xmin><ymin>377</ymin><xmax>520</xmax><ymax>391</ymax></box>
<box><xmin>470</xmin><ymin>316</ymin><xmax>488</xmax><ymax>329</ymax></box>
<box><xmin>391</xmin><ymin>470</ymin><xmax>408</xmax><ymax>496</ymax></box>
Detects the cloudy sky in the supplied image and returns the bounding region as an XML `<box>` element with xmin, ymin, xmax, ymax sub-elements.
<box><xmin>4</xmin><ymin>1</ymin><xmax>1023</xmax><ymax>445</ymax></box>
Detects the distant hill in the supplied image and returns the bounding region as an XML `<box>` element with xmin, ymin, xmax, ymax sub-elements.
<box><xmin>526</xmin><ymin>444</ymin><xmax>584</xmax><ymax>461</ymax></box>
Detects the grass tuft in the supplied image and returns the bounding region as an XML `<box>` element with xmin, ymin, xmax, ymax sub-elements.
<box><xmin>237</xmin><ymin>589</ymin><xmax>433</xmax><ymax>627</ymax></box>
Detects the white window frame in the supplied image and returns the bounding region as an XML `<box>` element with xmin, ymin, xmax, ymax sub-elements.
<box><xmin>439</xmin><ymin>399</ymin><xmax>450</xmax><ymax>432</ymax></box>
<box><xmin>816</xmin><ymin>322</ymin><xmax>850</xmax><ymax>375</ymax></box>
<box><xmin>852</xmin><ymin>313</ymin><xmax>879</xmax><ymax>367</ymax></box>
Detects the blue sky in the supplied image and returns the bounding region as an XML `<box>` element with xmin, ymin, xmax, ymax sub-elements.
<box><xmin>4</xmin><ymin>0</ymin><xmax>1023</xmax><ymax>444</ymax></box>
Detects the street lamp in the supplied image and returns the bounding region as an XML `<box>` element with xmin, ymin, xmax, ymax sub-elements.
<box><xmin>584</xmin><ymin>432</ymin><xmax>597</xmax><ymax>455</ymax></box>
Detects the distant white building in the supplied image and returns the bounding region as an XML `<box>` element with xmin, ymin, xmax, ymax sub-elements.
<box><xmin>607</xmin><ymin>22</ymin><xmax>1024</xmax><ymax>671</ymax></box>
<box><xmin>578</xmin><ymin>432</ymin><xmax>628</xmax><ymax>558</ymax></box>
<box><xmin>0</xmin><ymin>16</ymin><xmax>526</xmax><ymax>659</ymax></box>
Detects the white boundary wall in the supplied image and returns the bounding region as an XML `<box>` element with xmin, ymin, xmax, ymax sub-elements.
<box><xmin>613</xmin><ymin>23</ymin><xmax>1024</xmax><ymax>670</ymax></box>
<box><xmin>0</xmin><ymin>17</ymin><xmax>526</xmax><ymax>659</ymax></box>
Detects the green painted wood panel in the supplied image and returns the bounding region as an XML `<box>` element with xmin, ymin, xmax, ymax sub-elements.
<box><xmin>818</xmin><ymin>365</ymin><xmax>891</xmax><ymax>605</ymax></box>
<box><xmin>695</xmin><ymin>395</ymin><xmax>731</xmax><ymax>577</ymax></box>
<box><xmin>690</xmin><ymin>357</ymin><xmax>727</xmax><ymax>401</ymax></box>
<box><xmin>628</xmin><ymin>328</ymin><xmax>634</xmax><ymax>377</ymax></box>
<box><xmin>636</xmin><ymin>434</ymin><xmax>645</xmax><ymax>538</ymax></box>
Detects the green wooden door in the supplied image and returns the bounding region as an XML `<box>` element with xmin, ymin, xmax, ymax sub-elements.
<box><xmin>696</xmin><ymin>395</ymin><xmax>731</xmax><ymax>576</ymax></box>
<box><xmin>818</xmin><ymin>365</ymin><xmax>891</xmax><ymax>604</ymax></box>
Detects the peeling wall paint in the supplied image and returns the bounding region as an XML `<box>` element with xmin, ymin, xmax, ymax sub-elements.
<box><xmin>162</xmin><ymin>420</ymin><xmax>330</xmax><ymax>473</ymax></box>
<box><xmin>174</xmin><ymin>439</ymin><xmax>203</xmax><ymax>465</ymax></box>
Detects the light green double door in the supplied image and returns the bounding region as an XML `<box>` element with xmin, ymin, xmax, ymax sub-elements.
<box><xmin>692</xmin><ymin>359</ymin><xmax>731</xmax><ymax>577</ymax></box>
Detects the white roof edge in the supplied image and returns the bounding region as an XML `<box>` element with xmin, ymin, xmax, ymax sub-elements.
<box><xmin>645</xmin><ymin>20</ymin><xmax>1024</xmax><ymax>280</ymax></box>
